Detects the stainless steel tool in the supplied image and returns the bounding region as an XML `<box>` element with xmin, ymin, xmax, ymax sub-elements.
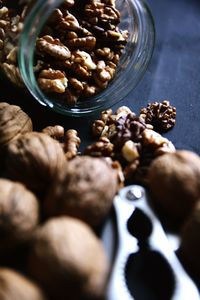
<box><xmin>102</xmin><ymin>185</ymin><xmax>200</xmax><ymax>300</ymax></box>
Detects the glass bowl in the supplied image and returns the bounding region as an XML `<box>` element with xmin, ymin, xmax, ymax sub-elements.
<box><xmin>18</xmin><ymin>0</ymin><xmax>155</xmax><ymax>117</ymax></box>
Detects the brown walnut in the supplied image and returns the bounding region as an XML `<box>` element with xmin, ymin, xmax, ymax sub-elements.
<box><xmin>148</xmin><ymin>150</ymin><xmax>200</xmax><ymax>223</ymax></box>
<box><xmin>0</xmin><ymin>102</ymin><xmax>32</xmax><ymax>149</ymax></box>
<box><xmin>44</xmin><ymin>156</ymin><xmax>118</xmax><ymax>227</ymax></box>
<box><xmin>0</xmin><ymin>179</ymin><xmax>39</xmax><ymax>254</ymax></box>
<box><xmin>178</xmin><ymin>201</ymin><xmax>200</xmax><ymax>283</ymax></box>
<box><xmin>28</xmin><ymin>216</ymin><xmax>109</xmax><ymax>300</ymax></box>
<box><xmin>0</xmin><ymin>268</ymin><xmax>47</xmax><ymax>300</ymax></box>
<box><xmin>5</xmin><ymin>132</ymin><xmax>67</xmax><ymax>196</ymax></box>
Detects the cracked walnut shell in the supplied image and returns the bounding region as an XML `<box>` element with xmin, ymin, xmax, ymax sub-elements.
<box><xmin>5</xmin><ymin>132</ymin><xmax>67</xmax><ymax>196</ymax></box>
<box><xmin>28</xmin><ymin>216</ymin><xmax>109</xmax><ymax>300</ymax></box>
<box><xmin>0</xmin><ymin>179</ymin><xmax>39</xmax><ymax>254</ymax></box>
<box><xmin>44</xmin><ymin>156</ymin><xmax>118</xmax><ymax>227</ymax></box>
<box><xmin>0</xmin><ymin>102</ymin><xmax>32</xmax><ymax>149</ymax></box>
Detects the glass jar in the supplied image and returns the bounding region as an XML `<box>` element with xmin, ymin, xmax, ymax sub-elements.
<box><xmin>17</xmin><ymin>0</ymin><xmax>155</xmax><ymax>116</ymax></box>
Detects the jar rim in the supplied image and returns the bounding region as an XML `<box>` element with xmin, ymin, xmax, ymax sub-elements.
<box><xmin>18</xmin><ymin>0</ymin><xmax>155</xmax><ymax>117</ymax></box>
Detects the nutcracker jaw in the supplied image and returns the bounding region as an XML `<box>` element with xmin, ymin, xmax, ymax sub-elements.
<box><xmin>104</xmin><ymin>185</ymin><xmax>200</xmax><ymax>300</ymax></box>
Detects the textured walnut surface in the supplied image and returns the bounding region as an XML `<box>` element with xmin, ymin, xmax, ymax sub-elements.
<box><xmin>28</xmin><ymin>216</ymin><xmax>109</xmax><ymax>300</ymax></box>
<box><xmin>0</xmin><ymin>268</ymin><xmax>47</xmax><ymax>300</ymax></box>
<box><xmin>148</xmin><ymin>150</ymin><xmax>200</xmax><ymax>223</ymax></box>
<box><xmin>0</xmin><ymin>179</ymin><xmax>39</xmax><ymax>253</ymax></box>
<box><xmin>140</xmin><ymin>100</ymin><xmax>176</xmax><ymax>132</ymax></box>
<box><xmin>0</xmin><ymin>102</ymin><xmax>32</xmax><ymax>148</ymax></box>
<box><xmin>45</xmin><ymin>155</ymin><xmax>118</xmax><ymax>227</ymax></box>
<box><xmin>178</xmin><ymin>201</ymin><xmax>200</xmax><ymax>282</ymax></box>
<box><xmin>5</xmin><ymin>132</ymin><xmax>67</xmax><ymax>196</ymax></box>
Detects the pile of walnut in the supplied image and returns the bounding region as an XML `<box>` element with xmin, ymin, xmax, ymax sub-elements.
<box><xmin>86</xmin><ymin>100</ymin><xmax>176</xmax><ymax>185</ymax></box>
<box><xmin>2</xmin><ymin>99</ymin><xmax>200</xmax><ymax>293</ymax></box>
<box><xmin>0</xmin><ymin>100</ymin><xmax>118</xmax><ymax>300</ymax></box>
<box><xmin>0</xmin><ymin>0</ymin><xmax>128</xmax><ymax>105</ymax></box>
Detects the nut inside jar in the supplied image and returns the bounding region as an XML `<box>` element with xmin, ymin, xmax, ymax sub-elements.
<box><xmin>33</xmin><ymin>0</ymin><xmax>129</xmax><ymax>106</ymax></box>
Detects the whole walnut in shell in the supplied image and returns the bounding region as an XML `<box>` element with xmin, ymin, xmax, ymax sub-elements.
<box><xmin>178</xmin><ymin>201</ymin><xmax>200</xmax><ymax>283</ymax></box>
<box><xmin>0</xmin><ymin>102</ymin><xmax>32</xmax><ymax>149</ymax></box>
<box><xmin>0</xmin><ymin>179</ymin><xmax>39</xmax><ymax>254</ymax></box>
<box><xmin>0</xmin><ymin>268</ymin><xmax>47</xmax><ymax>300</ymax></box>
<box><xmin>28</xmin><ymin>217</ymin><xmax>109</xmax><ymax>300</ymax></box>
<box><xmin>148</xmin><ymin>150</ymin><xmax>200</xmax><ymax>223</ymax></box>
<box><xmin>5</xmin><ymin>132</ymin><xmax>67</xmax><ymax>196</ymax></box>
<box><xmin>44</xmin><ymin>156</ymin><xmax>118</xmax><ymax>227</ymax></box>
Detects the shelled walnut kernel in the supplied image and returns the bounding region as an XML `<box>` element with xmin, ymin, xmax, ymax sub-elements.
<box><xmin>1</xmin><ymin>1</ymin><xmax>128</xmax><ymax>106</ymax></box>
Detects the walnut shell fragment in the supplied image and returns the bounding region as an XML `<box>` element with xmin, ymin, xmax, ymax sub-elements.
<box><xmin>148</xmin><ymin>150</ymin><xmax>200</xmax><ymax>223</ymax></box>
<box><xmin>0</xmin><ymin>102</ymin><xmax>32</xmax><ymax>149</ymax></box>
<box><xmin>5</xmin><ymin>132</ymin><xmax>67</xmax><ymax>196</ymax></box>
<box><xmin>44</xmin><ymin>156</ymin><xmax>118</xmax><ymax>227</ymax></box>
<box><xmin>28</xmin><ymin>217</ymin><xmax>109</xmax><ymax>300</ymax></box>
<box><xmin>0</xmin><ymin>268</ymin><xmax>47</xmax><ymax>300</ymax></box>
<box><xmin>0</xmin><ymin>179</ymin><xmax>39</xmax><ymax>254</ymax></box>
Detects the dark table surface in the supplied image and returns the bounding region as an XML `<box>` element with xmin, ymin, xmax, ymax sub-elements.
<box><xmin>1</xmin><ymin>0</ymin><xmax>200</xmax><ymax>154</ymax></box>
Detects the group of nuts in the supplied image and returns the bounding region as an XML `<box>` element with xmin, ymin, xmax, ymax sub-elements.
<box><xmin>86</xmin><ymin>100</ymin><xmax>176</xmax><ymax>185</ymax></box>
<box><xmin>1</xmin><ymin>98</ymin><xmax>200</xmax><ymax>297</ymax></box>
<box><xmin>0</xmin><ymin>101</ymin><xmax>118</xmax><ymax>300</ymax></box>
<box><xmin>0</xmin><ymin>0</ymin><xmax>128</xmax><ymax>106</ymax></box>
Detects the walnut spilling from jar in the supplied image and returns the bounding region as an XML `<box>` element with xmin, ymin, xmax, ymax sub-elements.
<box><xmin>33</xmin><ymin>0</ymin><xmax>128</xmax><ymax>105</ymax></box>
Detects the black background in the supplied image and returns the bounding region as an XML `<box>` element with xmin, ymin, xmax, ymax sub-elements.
<box><xmin>1</xmin><ymin>0</ymin><xmax>200</xmax><ymax>154</ymax></box>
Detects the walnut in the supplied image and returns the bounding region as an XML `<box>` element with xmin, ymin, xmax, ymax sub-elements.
<box><xmin>0</xmin><ymin>102</ymin><xmax>32</xmax><ymax>150</ymax></box>
<box><xmin>95</xmin><ymin>47</ymin><xmax>115</xmax><ymax>60</ymax></box>
<box><xmin>92</xmin><ymin>119</ymin><xmax>106</xmax><ymax>136</ymax></box>
<box><xmin>84</xmin><ymin>1</ymin><xmax>120</xmax><ymax>27</ymax></box>
<box><xmin>84</xmin><ymin>136</ymin><xmax>114</xmax><ymax>157</ymax></box>
<box><xmin>44</xmin><ymin>156</ymin><xmax>118</xmax><ymax>227</ymax></box>
<box><xmin>68</xmin><ymin>77</ymin><xmax>84</xmax><ymax>92</ymax></box>
<box><xmin>1</xmin><ymin>63</ymin><xmax>24</xmax><ymax>87</ymax></box>
<box><xmin>178</xmin><ymin>202</ymin><xmax>200</xmax><ymax>283</ymax></box>
<box><xmin>38</xmin><ymin>68</ymin><xmax>68</xmax><ymax>93</ymax></box>
<box><xmin>57</xmin><ymin>11</ymin><xmax>80</xmax><ymax>31</ymax></box>
<box><xmin>73</xmin><ymin>50</ymin><xmax>97</xmax><ymax>70</ymax></box>
<box><xmin>142</xmin><ymin>128</ymin><xmax>176</xmax><ymax>156</ymax></box>
<box><xmin>0</xmin><ymin>179</ymin><xmax>39</xmax><ymax>254</ymax></box>
<box><xmin>0</xmin><ymin>268</ymin><xmax>47</xmax><ymax>300</ymax></box>
<box><xmin>67</xmin><ymin>36</ymin><xmax>96</xmax><ymax>51</ymax></box>
<box><xmin>148</xmin><ymin>150</ymin><xmax>200</xmax><ymax>223</ymax></box>
<box><xmin>42</xmin><ymin>125</ymin><xmax>64</xmax><ymax>141</ymax></box>
<box><xmin>94</xmin><ymin>60</ymin><xmax>116</xmax><ymax>88</ymax></box>
<box><xmin>36</xmin><ymin>35</ymin><xmax>71</xmax><ymax>60</ymax></box>
<box><xmin>5</xmin><ymin>132</ymin><xmax>67</xmax><ymax>196</ymax></box>
<box><xmin>140</xmin><ymin>100</ymin><xmax>176</xmax><ymax>132</ymax></box>
<box><xmin>113</xmin><ymin>113</ymin><xmax>147</xmax><ymax>149</ymax></box>
<box><xmin>64</xmin><ymin>129</ymin><xmax>81</xmax><ymax>160</ymax></box>
<box><xmin>115</xmin><ymin>105</ymin><xmax>132</xmax><ymax>119</ymax></box>
<box><xmin>82</xmin><ymin>83</ymin><xmax>97</xmax><ymax>97</ymax></box>
<box><xmin>28</xmin><ymin>217</ymin><xmax>109</xmax><ymax>300</ymax></box>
